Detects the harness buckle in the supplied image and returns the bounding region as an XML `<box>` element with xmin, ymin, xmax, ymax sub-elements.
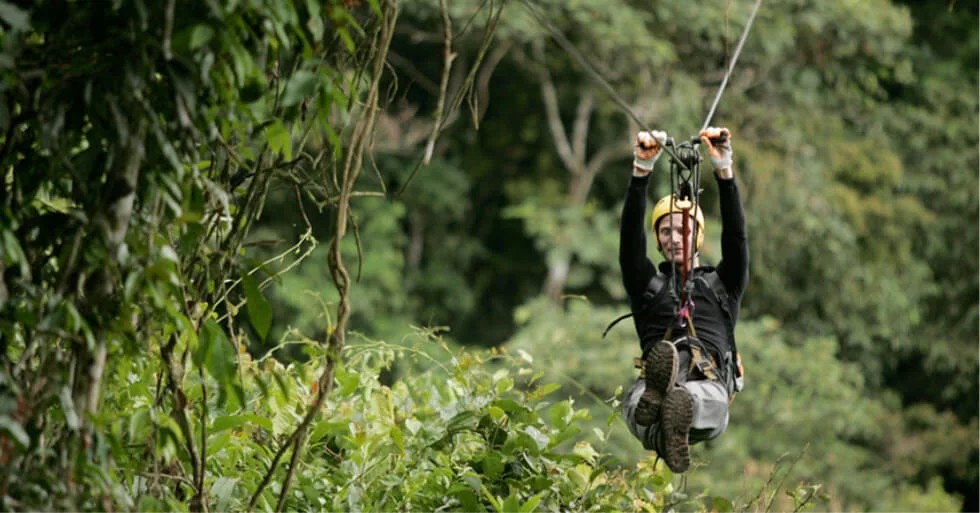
<box><xmin>689</xmin><ymin>345</ymin><xmax>719</xmax><ymax>381</ymax></box>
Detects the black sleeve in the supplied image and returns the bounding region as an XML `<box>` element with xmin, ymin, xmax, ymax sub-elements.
<box><xmin>714</xmin><ymin>176</ymin><xmax>749</xmax><ymax>302</ymax></box>
<box><xmin>620</xmin><ymin>175</ymin><xmax>657</xmax><ymax>299</ymax></box>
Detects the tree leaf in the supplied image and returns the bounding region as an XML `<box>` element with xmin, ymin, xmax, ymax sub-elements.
<box><xmin>0</xmin><ymin>1</ymin><xmax>29</xmax><ymax>31</ymax></box>
<box><xmin>537</xmin><ymin>382</ymin><xmax>561</xmax><ymax>397</ymax></box>
<box><xmin>2</xmin><ymin>230</ymin><xmax>29</xmax><ymax>276</ymax></box>
<box><xmin>239</xmin><ymin>78</ymin><xmax>265</xmax><ymax>103</ymax></box>
<box><xmin>390</xmin><ymin>425</ymin><xmax>404</xmax><ymax>452</ymax></box>
<box><xmin>404</xmin><ymin>418</ymin><xmax>422</xmax><ymax>436</ymax></box>
<box><xmin>211</xmin><ymin>477</ymin><xmax>239</xmax><ymax>510</ymax></box>
<box><xmin>242</xmin><ymin>274</ymin><xmax>272</xmax><ymax>340</ymax></box>
<box><xmin>0</xmin><ymin>416</ymin><xmax>28</xmax><ymax>448</ymax></box>
<box><xmin>128</xmin><ymin>409</ymin><xmax>152</xmax><ymax>440</ymax></box>
<box><xmin>202</xmin><ymin>319</ymin><xmax>235</xmax><ymax>386</ymax></box>
<box><xmin>520</xmin><ymin>492</ymin><xmax>547</xmax><ymax>513</ymax></box>
<box><xmin>193</xmin><ymin>318</ymin><xmax>212</xmax><ymax>369</ymax></box>
<box><xmin>189</xmin><ymin>24</ymin><xmax>215</xmax><ymax>50</ymax></box>
<box><xmin>281</xmin><ymin>70</ymin><xmax>317</xmax><ymax>107</ymax></box>
<box><xmin>265</xmin><ymin>119</ymin><xmax>292</xmax><ymax>160</ymax></box>
<box><xmin>335</xmin><ymin>364</ymin><xmax>359</xmax><ymax>397</ymax></box>
<box><xmin>482</xmin><ymin>453</ymin><xmax>504</xmax><ymax>479</ymax></box>
<box><xmin>549</xmin><ymin>400</ymin><xmax>571</xmax><ymax>430</ymax></box>
<box><xmin>58</xmin><ymin>386</ymin><xmax>79</xmax><ymax>431</ymax></box>
<box><xmin>310</xmin><ymin>420</ymin><xmax>348</xmax><ymax>444</ymax></box>
<box><xmin>212</xmin><ymin>414</ymin><xmax>273</xmax><ymax>433</ymax></box>
<box><xmin>501</xmin><ymin>494</ymin><xmax>521</xmax><ymax>513</ymax></box>
<box><xmin>713</xmin><ymin>496</ymin><xmax>734</xmax><ymax>513</ymax></box>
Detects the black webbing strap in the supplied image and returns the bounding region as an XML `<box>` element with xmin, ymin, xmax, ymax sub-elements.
<box><xmin>602</xmin><ymin>274</ymin><xmax>667</xmax><ymax>340</ymax></box>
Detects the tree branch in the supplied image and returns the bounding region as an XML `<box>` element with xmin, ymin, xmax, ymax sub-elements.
<box><xmin>585</xmin><ymin>141</ymin><xmax>621</xmax><ymax>176</ymax></box>
<box><xmin>571</xmin><ymin>88</ymin><xmax>594</xmax><ymax>167</ymax></box>
<box><xmin>247</xmin><ymin>3</ymin><xmax>400</xmax><ymax>511</ymax></box>
<box><xmin>475</xmin><ymin>40</ymin><xmax>510</xmax><ymax>124</ymax></box>
<box><xmin>387</xmin><ymin>51</ymin><xmax>440</xmax><ymax>94</ymax></box>
<box><xmin>422</xmin><ymin>0</ymin><xmax>455</xmax><ymax>166</ymax></box>
<box><xmin>534</xmin><ymin>44</ymin><xmax>577</xmax><ymax>173</ymax></box>
<box><xmin>159</xmin><ymin>336</ymin><xmax>200</xmax><ymax>503</ymax></box>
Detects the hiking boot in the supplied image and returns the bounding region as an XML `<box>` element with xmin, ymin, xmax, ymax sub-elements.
<box><xmin>660</xmin><ymin>385</ymin><xmax>694</xmax><ymax>473</ymax></box>
<box><xmin>634</xmin><ymin>342</ymin><xmax>678</xmax><ymax>426</ymax></box>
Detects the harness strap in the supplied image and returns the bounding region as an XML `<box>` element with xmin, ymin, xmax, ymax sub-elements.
<box><xmin>602</xmin><ymin>274</ymin><xmax>667</xmax><ymax>340</ymax></box>
<box><xmin>700</xmin><ymin>272</ymin><xmax>744</xmax><ymax>385</ymax></box>
<box><xmin>635</xmin><ymin>338</ymin><xmax>719</xmax><ymax>382</ymax></box>
<box><xmin>602</xmin><ymin>312</ymin><xmax>635</xmax><ymax>339</ymax></box>
<box><xmin>689</xmin><ymin>345</ymin><xmax>719</xmax><ymax>381</ymax></box>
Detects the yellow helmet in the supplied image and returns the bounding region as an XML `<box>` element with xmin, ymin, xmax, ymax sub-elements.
<box><xmin>651</xmin><ymin>195</ymin><xmax>705</xmax><ymax>250</ymax></box>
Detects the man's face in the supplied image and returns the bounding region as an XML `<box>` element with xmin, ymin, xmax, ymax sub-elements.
<box><xmin>656</xmin><ymin>212</ymin><xmax>696</xmax><ymax>264</ymax></box>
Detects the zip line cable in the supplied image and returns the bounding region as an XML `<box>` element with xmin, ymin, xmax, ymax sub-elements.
<box><xmin>700</xmin><ymin>0</ymin><xmax>764</xmax><ymax>132</ymax></box>
<box><xmin>519</xmin><ymin>0</ymin><xmax>765</xmax><ymax>170</ymax></box>
<box><xmin>518</xmin><ymin>0</ymin><xmax>690</xmax><ymax>171</ymax></box>
<box><xmin>518</xmin><ymin>0</ymin><xmax>648</xmax><ymax>130</ymax></box>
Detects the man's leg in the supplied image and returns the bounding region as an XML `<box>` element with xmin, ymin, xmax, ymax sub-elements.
<box><xmin>622</xmin><ymin>378</ymin><xmax>660</xmax><ymax>451</ymax></box>
<box><xmin>624</xmin><ymin>342</ymin><xmax>691</xmax><ymax>472</ymax></box>
<box><xmin>635</xmin><ymin>341</ymin><xmax>678</xmax><ymax>426</ymax></box>
<box><xmin>676</xmin><ymin>347</ymin><xmax>731</xmax><ymax>443</ymax></box>
<box><xmin>684</xmin><ymin>379</ymin><xmax>730</xmax><ymax>443</ymax></box>
<box><xmin>658</xmin><ymin>347</ymin><xmax>731</xmax><ymax>472</ymax></box>
<box><xmin>623</xmin><ymin>343</ymin><xmax>728</xmax><ymax>472</ymax></box>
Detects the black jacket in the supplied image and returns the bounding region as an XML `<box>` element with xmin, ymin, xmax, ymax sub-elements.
<box><xmin>619</xmin><ymin>174</ymin><xmax>749</xmax><ymax>373</ymax></box>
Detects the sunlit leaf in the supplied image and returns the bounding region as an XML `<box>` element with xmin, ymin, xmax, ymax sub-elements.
<box><xmin>0</xmin><ymin>1</ymin><xmax>29</xmax><ymax>31</ymax></box>
<box><xmin>212</xmin><ymin>414</ymin><xmax>273</xmax><ymax>433</ymax></box>
<box><xmin>211</xmin><ymin>477</ymin><xmax>238</xmax><ymax>510</ymax></box>
<box><xmin>520</xmin><ymin>492</ymin><xmax>547</xmax><ymax>513</ymax></box>
<box><xmin>0</xmin><ymin>416</ymin><xmax>28</xmax><ymax>448</ymax></box>
<box><xmin>537</xmin><ymin>383</ymin><xmax>561</xmax><ymax>397</ymax></box>
<box><xmin>265</xmin><ymin>119</ymin><xmax>292</xmax><ymax>160</ymax></box>
<box><xmin>281</xmin><ymin>70</ymin><xmax>317</xmax><ymax>107</ymax></box>
<box><xmin>549</xmin><ymin>400</ymin><xmax>571</xmax><ymax>430</ymax></box>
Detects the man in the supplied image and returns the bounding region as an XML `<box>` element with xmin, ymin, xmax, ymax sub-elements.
<box><xmin>619</xmin><ymin>127</ymin><xmax>749</xmax><ymax>473</ymax></box>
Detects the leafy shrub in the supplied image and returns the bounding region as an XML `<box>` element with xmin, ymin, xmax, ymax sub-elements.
<box><xmin>90</xmin><ymin>331</ymin><xmax>726</xmax><ymax>512</ymax></box>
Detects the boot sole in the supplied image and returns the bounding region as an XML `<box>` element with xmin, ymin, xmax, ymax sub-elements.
<box><xmin>661</xmin><ymin>386</ymin><xmax>694</xmax><ymax>473</ymax></box>
<box><xmin>634</xmin><ymin>342</ymin><xmax>678</xmax><ymax>426</ymax></box>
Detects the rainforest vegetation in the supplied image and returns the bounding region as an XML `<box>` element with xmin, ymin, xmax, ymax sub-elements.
<box><xmin>0</xmin><ymin>0</ymin><xmax>976</xmax><ymax>511</ymax></box>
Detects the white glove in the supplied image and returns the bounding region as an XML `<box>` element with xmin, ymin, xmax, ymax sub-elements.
<box><xmin>633</xmin><ymin>130</ymin><xmax>668</xmax><ymax>172</ymax></box>
<box><xmin>699</xmin><ymin>127</ymin><xmax>733</xmax><ymax>170</ymax></box>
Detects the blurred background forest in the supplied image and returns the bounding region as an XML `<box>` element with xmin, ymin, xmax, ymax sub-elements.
<box><xmin>0</xmin><ymin>0</ymin><xmax>977</xmax><ymax>511</ymax></box>
<box><xmin>253</xmin><ymin>0</ymin><xmax>979</xmax><ymax>510</ymax></box>
<box><xmin>250</xmin><ymin>0</ymin><xmax>979</xmax><ymax>509</ymax></box>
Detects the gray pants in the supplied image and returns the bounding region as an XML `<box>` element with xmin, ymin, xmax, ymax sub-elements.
<box><xmin>622</xmin><ymin>349</ymin><xmax>730</xmax><ymax>450</ymax></box>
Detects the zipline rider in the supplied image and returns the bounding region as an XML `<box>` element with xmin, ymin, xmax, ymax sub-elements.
<box><xmin>619</xmin><ymin>127</ymin><xmax>749</xmax><ymax>473</ymax></box>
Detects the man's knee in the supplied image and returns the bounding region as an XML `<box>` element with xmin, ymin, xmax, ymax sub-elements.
<box><xmin>684</xmin><ymin>379</ymin><xmax>730</xmax><ymax>441</ymax></box>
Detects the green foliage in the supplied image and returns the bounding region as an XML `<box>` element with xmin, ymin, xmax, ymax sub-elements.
<box><xmin>504</xmin><ymin>185</ymin><xmax>625</xmax><ymax>299</ymax></box>
<box><xmin>0</xmin><ymin>0</ymin><xmax>381</xmax><ymax>508</ymax></box>
<box><xmin>0</xmin><ymin>0</ymin><xmax>976</xmax><ymax>510</ymax></box>
<box><xmin>378</xmin><ymin>0</ymin><xmax>977</xmax><ymax>508</ymax></box>
<box><xmin>106</xmin><ymin>334</ymin><xmax>701</xmax><ymax>512</ymax></box>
